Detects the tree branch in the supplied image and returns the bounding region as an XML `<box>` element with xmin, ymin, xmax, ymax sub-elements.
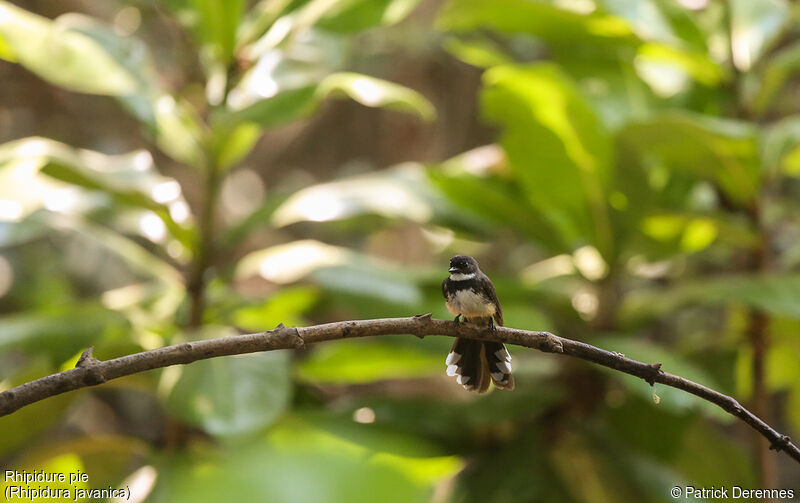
<box><xmin>0</xmin><ymin>315</ymin><xmax>797</xmax><ymax>464</ymax></box>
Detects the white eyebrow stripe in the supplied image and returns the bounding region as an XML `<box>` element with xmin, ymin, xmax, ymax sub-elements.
<box><xmin>449</xmin><ymin>273</ymin><xmax>476</xmax><ymax>281</ymax></box>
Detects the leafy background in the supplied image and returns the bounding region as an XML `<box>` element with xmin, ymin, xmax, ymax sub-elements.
<box><xmin>1</xmin><ymin>0</ymin><xmax>800</xmax><ymax>501</ymax></box>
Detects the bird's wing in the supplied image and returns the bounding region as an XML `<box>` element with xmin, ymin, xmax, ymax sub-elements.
<box><xmin>441</xmin><ymin>277</ymin><xmax>449</xmax><ymax>300</ymax></box>
<box><xmin>481</xmin><ymin>277</ymin><xmax>503</xmax><ymax>326</ymax></box>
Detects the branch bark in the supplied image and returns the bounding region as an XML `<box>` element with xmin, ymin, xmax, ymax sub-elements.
<box><xmin>0</xmin><ymin>315</ymin><xmax>798</xmax><ymax>464</ymax></box>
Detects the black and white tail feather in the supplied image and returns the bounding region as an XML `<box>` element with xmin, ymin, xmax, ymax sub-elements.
<box><xmin>446</xmin><ymin>330</ymin><xmax>514</xmax><ymax>393</ymax></box>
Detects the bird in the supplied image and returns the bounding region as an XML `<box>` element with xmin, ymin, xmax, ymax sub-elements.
<box><xmin>441</xmin><ymin>254</ymin><xmax>514</xmax><ymax>392</ymax></box>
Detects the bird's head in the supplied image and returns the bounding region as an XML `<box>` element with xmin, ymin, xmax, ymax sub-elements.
<box><xmin>448</xmin><ymin>255</ymin><xmax>480</xmax><ymax>276</ymax></box>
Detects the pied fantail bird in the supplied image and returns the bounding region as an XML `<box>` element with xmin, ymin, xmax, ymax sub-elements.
<box><xmin>442</xmin><ymin>255</ymin><xmax>514</xmax><ymax>393</ymax></box>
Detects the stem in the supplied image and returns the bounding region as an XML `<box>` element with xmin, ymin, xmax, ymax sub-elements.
<box><xmin>592</xmin><ymin>273</ymin><xmax>619</xmax><ymax>331</ymax></box>
<box><xmin>748</xmin><ymin>310</ymin><xmax>776</xmax><ymax>487</ymax></box>
<box><xmin>748</xmin><ymin>203</ymin><xmax>778</xmax><ymax>489</ymax></box>
<box><xmin>726</xmin><ymin>0</ymin><xmax>778</xmax><ymax>484</ymax></box>
<box><xmin>185</xmin><ymin>58</ymin><xmax>239</xmax><ymax>328</ymax></box>
<box><xmin>187</xmin><ymin>161</ymin><xmax>221</xmax><ymax>328</ymax></box>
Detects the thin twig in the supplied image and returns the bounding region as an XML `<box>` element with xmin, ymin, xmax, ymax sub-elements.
<box><xmin>0</xmin><ymin>316</ymin><xmax>797</xmax><ymax>464</ymax></box>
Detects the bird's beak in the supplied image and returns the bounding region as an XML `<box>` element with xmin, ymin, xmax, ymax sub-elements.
<box><xmin>449</xmin><ymin>267</ymin><xmax>459</xmax><ymax>273</ymax></box>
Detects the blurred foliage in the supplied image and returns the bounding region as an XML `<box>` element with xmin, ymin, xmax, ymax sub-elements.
<box><xmin>1</xmin><ymin>0</ymin><xmax>800</xmax><ymax>501</ymax></box>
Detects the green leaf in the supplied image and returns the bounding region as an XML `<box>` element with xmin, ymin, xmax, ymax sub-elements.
<box><xmin>316</xmin><ymin>0</ymin><xmax>423</xmax><ymax>33</ymax></box>
<box><xmin>764</xmin><ymin>326</ymin><xmax>800</xmax><ymax>391</ymax></box>
<box><xmin>0</xmin><ymin>137</ymin><xmax>193</xmax><ymax>247</ymax></box>
<box><xmin>640</xmin><ymin>214</ymin><xmax>724</xmax><ymax>253</ymax></box>
<box><xmin>550</xmin><ymin>49</ymin><xmax>657</xmax><ymax>130</ymax></box>
<box><xmin>729</xmin><ymin>0</ymin><xmax>790</xmax><ymax>71</ymax></box>
<box><xmin>244</xmin><ymin>0</ymin><xmax>421</xmax><ymax>59</ymax></box>
<box><xmin>501</xmin><ymin>302</ymin><xmax>553</xmax><ymax>333</ymax></box>
<box><xmin>606</xmin><ymin>394</ymin><xmax>696</xmax><ymax>462</ymax></box>
<box><xmin>0</xmin><ymin>304</ymin><xmax>129</xmax><ymax>363</ymax></box>
<box><xmin>0</xmin><ymin>28</ymin><xmax>13</xmax><ymax>60</ymax></box>
<box><xmin>3</xmin><ymin>211</ymin><xmax>183</xmax><ymax>313</ymax></box>
<box><xmin>673</xmin><ymin>421</ymin><xmax>757</xmax><ymax>487</ymax></box>
<box><xmin>223</xmin><ymin>71</ymin><xmax>435</xmax><ymax>127</ymax></box>
<box><xmin>355</xmin><ymin>384</ymin><xmax>562</xmax><ymax>447</ymax></box>
<box><xmin>298</xmin><ymin>340</ymin><xmax>443</xmax><ymax>383</ymax></box>
<box><xmin>748</xmin><ymin>41</ymin><xmax>800</xmax><ymax>115</ymax></box>
<box><xmin>271</xmin><ymin>164</ymin><xmax>438</xmax><ymax>227</ymax></box>
<box><xmin>244</xmin><ymin>0</ymin><xmax>420</xmax><ymax>58</ymax></box>
<box><xmin>761</xmin><ymin>115</ymin><xmax>800</xmax><ymax>177</ymax></box>
<box><xmin>593</xmin><ymin>336</ymin><xmax>732</xmax><ymax>422</ymax></box>
<box><xmin>636</xmin><ymin>42</ymin><xmax>725</xmax><ymax>87</ymax></box>
<box><xmin>214</xmin><ymin>123</ymin><xmax>262</xmax><ymax>171</ymax></box>
<box><xmin>231</xmin><ymin>286</ymin><xmax>319</xmax><ymax>331</ymax></box>
<box><xmin>267</xmin><ymin>420</ymin><xmax>460</xmax><ymax>484</ymax></box>
<box><xmin>238</xmin><ymin>0</ymin><xmax>294</xmax><ymax>46</ymax></box>
<box><xmin>222</xmin><ymin>27</ymin><xmax>344</xmax><ymax>126</ymax></box>
<box><xmin>427</xmin><ymin>154</ymin><xmax>568</xmax><ymax>253</ymax></box>
<box><xmin>149</xmin><ymin>422</ymin><xmax>441</xmax><ymax>503</ymax></box>
<box><xmin>620</xmin><ymin>113</ymin><xmax>760</xmax><ymax>204</ymax></box>
<box><xmin>166</xmin><ymin>342</ymin><xmax>292</xmax><ymax>437</ymax></box>
<box><xmin>604</xmin><ymin>405</ymin><xmax>753</xmax><ymax>495</ymax></box>
<box><xmin>481</xmin><ymin>63</ymin><xmax>615</xmax><ymax>258</ymax></box>
<box><xmin>46</xmin><ymin>15</ymin><xmax>204</xmax><ymax>166</ymax></box>
<box><xmin>0</xmin><ymin>4</ymin><xmax>205</xmax><ymax>167</ymax></box>
<box><xmin>245</xmin><ymin>5</ymin><xmax>350</xmax><ymax>61</ymax></box>
<box><xmin>162</xmin><ymin>0</ymin><xmax>245</xmax><ymax>65</ymax></box>
<box><xmin>442</xmin><ymin>36</ymin><xmax>513</xmax><ymax>69</ymax></box>
<box><xmin>252</xmin><ymin>0</ymin><xmax>348</xmax><ymax>54</ymax></box>
<box><xmin>0</xmin><ymin>362</ymin><xmax>74</xmax><ymax>454</ymax></box>
<box><xmin>298</xmin><ymin>410</ymin><xmax>449</xmax><ymax>459</ymax></box>
<box><xmin>55</xmin><ymin>16</ymin><xmax>205</xmax><ymax>166</ymax></box>
<box><xmin>451</xmin><ymin>427</ymin><xmax>573</xmax><ymax>503</ymax></box>
<box><xmin>649</xmin><ymin>0</ymin><xmax>709</xmax><ymax>50</ymax></box>
<box><xmin>623</xmin><ymin>274</ymin><xmax>800</xmax><ymax>321</ymax></box>
<box><xmin>60</xmin><ymin>216</ymin><xmax>185</xmax><ymax>286</ymax></box>
<box><xmin>788</xmin><ymin>384</ymin><xmax>800</xmax><ymax>436</ymax></box>
<box><xmin>318</xmin><ymin>73</ymin><xmax>435</xmax><ymax>120</ymax></box>
<box><xmin>596</xmin><ymin>0</ymin><xmax>706</xmax><ymax>49</ymax></box>
<box><xmin>218</xmin><ymin>192</ymin><xmax>293</xmax><ymax>250</ymax></box>
<box><xmin>0</xmin><ymin>3</ymin><xmax>137</xmax><ymax>95</ymax></box>
<box><xmin>236</xmin><ymin>240</ymin><xmax>422</xmax><ymax>305</ymax></box>
<box><xmin>436</xmin><ymin>0</ymin><xmax>638</xmax><ymax>48</ymax></box>
<box><xmin>224</xmin><ymin>86</ymin><xmax>319</xmax><ymax>127</ymax></box>
<box><xmin>53</xmin><ymin>12</ymin><xmax>160</xmax><ymax>93</ymax></box>
<box><xmin>147</xmin><ymin>95</ymin><xmax>207</xmax><ymax>167</ymax></box>
<box><xmin>191</xmin><ymin>0</ymin><xmax>245</xmax><ymax>64</ymax></box>
<box><xmin>225</xmin><ymin>26</ymin><xmax>433</xmax><ymax>126</ymax></box>
<box><xmin>0</xmin><ymin>219</ymin><xmax>53</xmax><ymax>247</ymax></box>
<box><xmin>236</xmin><ymin>239</ymin><xmax>348</xmax><ymax>282</ymax></box>
<box><xmin>313</xmin><ymin>262</ymin><xmax>422</xmax><ymax>306</ymax></box>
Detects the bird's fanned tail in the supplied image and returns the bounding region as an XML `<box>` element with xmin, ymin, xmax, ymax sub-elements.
<box><xmin>446</xmin><ymin>338</ymin><xmax>513</xmax><ymax>393</ymax></box>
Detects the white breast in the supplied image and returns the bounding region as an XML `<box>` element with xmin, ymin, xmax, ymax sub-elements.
<box><xmin>446</xmin><ymin>289</ymin><xmax>495</xmax><ymax>318</ymax></box>
<box><xmin>449</xmin><ymin>272</ymin><xmax>476</xmax><ymax>281</ymax></box>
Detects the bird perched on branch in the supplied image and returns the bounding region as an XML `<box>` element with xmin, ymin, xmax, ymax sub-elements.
<box><xmin>442</xmin><ymin>255</ymin><xmax>514</xmax><ymax>392</ymax></box>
